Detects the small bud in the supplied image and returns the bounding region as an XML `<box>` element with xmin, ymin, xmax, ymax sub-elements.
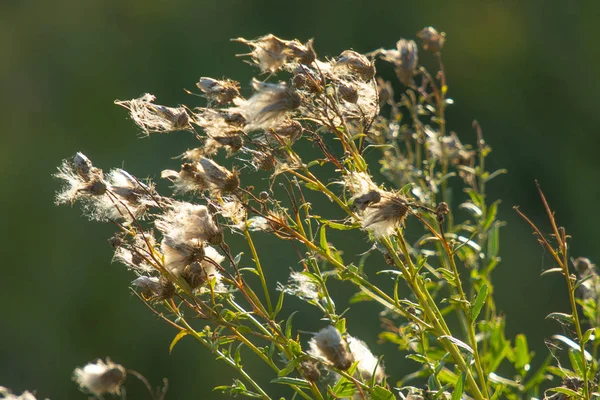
<box><xmin>417</xmin><ymin>27</ymin><xmax>446</xmax><ymax>53</ymax></box>
<box><xmin>73</xmin><ymin>358</ymin><xmax>126</xmax><ymax>397</ymax></box>
<box><xmin>435</xmin><ymin>202</ymin><xmax>450</xmax><ymax>222</ymax></box>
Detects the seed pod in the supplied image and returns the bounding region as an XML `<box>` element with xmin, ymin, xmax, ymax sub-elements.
<box><xmin>299</xmin><ymin>360</ymin><xmax>321</xmax><ymax>382</ymax></box>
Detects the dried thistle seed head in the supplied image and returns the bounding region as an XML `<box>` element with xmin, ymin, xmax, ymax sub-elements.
<box><xmin>54</xmin><ymin>153</ymin><xmax>108</xmax><ymax>205</ymax></box>
<box><xmin>252</xmin><ymin>152</ymin><xmax>277</xmax><ymax>171</ymax></box>
<box><xmin>73</xmin><ymin>358</ymin><xmax>126</xmax><ymax>397</ymax></box>
<box><xmin>234</xmin><ymin>34</ymin><xmax>288</xmax><ymax>73</ymax></box>
<box><xmin>417</xmin><ymin>26</ymin><xmax>446</xmax><ymax>53</ymax></box>
<box><xmin>161</xmin><ymin>163</ymin><xmax>209</xmax><ymax>194</ymax></box>
<box><xmin>362</xmin><ymin>194</ymin><xmax>410</xmax><ymax>238</ymax></box>
<box><xmin>197</xmin><ymin>157</ymin><xmax>240</xmax><ymax>193</ymax></box>
<box><xmin>235</xmin><ymin>35</ymin><xmax>316</xmax><ymax>73</ymax></box>
<box><xmin>271</xmin><ymin>119</ymin><xmax>303</xmax><ymax>142</ymax></box>
<box><xmin>234</xmin><ymin>80</ymin><xmax>301</xmax><ymax>129</ymax></box>
<box><xmin>337</xmin><ymin>81</ymin><xmax>359</xmax><ymax>103</ymax></box>
<box><xmin>573</xmin><ymin>257</ymin><xmax>596</xmax><ymax>277</ymax></box>
<box><xmin>156</xmin><ymin>202</ymin><xmax>221</xmax><ymax>248</ymax></box>
<box><xmin>197</xmin><ymin>77</ymin><xmax>241</xmax><ymax>104</ymax></box>
<box><xmin>308</xmin><ymin>326</ymin><xmax>354</xmax><ymax>370</ymax></box>
<box><xmin>346</xmin><ymin>336</ymin><xmax>385</xmax><ymax>382</ymax></box>
<box><xmin>284</xmin><ymin>38</ymin><xmax>317</xmax><ymax>65</ymax></box>
<box><xmin>115</xmin><ymin>94</ymin><xmax>190</xmax><ymax>135</ymax></box>
<box><xmin>376</xmin><ymin>77</ymin><xmax>394</xmax><ymax>105</ymax></box>
<box><xmin>160</xmin><ymin>237</ymin><xmax>205</xmax><ymax>274</ymax></box>
<box><xmin>336</xmin><ymin>50</ymin><xmax>375</xmax><ymax>80</ymax></box>
<box><xmin>157</xmin><ymin>278</ymin><xmax>176</xmax><ymax>299</ymax></box>
<box><xmin>132</xmin><ymin>276</ymin><xmax>162</xmax><ymax>298</ymax></box>
<box><xmin>353</xmin><ymin>190</ymin><xmax>382</xmax><ymax>211</ymax></box>
<box><xmin>181</xmin><ymin>261</ymin><xmax>207</xmax><ymax>289</ymax></box>
<box><xmin>299</xmin><ymin>360</ymin><xmax>321</xmax><ymax>382</ymax></box>
<box><xmin>292</xmin><ymin>64</ymin><xmax>324</xmax><ymax>93</ymax></box>
<box><xmin>379</xmin><ymin>39</ymin><xmax>418</xmax><ymax>86</ymax></box>
<box><xmin>74</xmin><ymin>152</ymin><xmax>94</xmax><ymax>180</ymax></box>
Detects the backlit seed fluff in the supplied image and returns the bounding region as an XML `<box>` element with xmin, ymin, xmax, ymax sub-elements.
<box><xmin>0</xmin><ymin>387</ymin><xmax>39</xmax><ymax>400</ymax></box>
<box><xmin>54</xmin><ymin>152</ymin><xmax>107</xmax><ymax>205</ymax></box>
<box><xmin>115</xmin><ymin>94</ymin><xmax>189</xmax><ymax>135</ymax></box>
<box><xmin>234</xmin><ymin>35</ymin><xmax>316</xmax><ymax>73</ymax></box>
<box><xmin>233</xmin><ymin>79</ymin><xmax>301</xmax><ymax>129</ymax></box>
<box><xmin>347</xmin><ymin>336</ymin><xmax>385</xmax><ymax>382</ymax></box>
<box><xmin>308</xmin><ymin>326</ymin><xmax>353</xmax><ymax>370</ymax></box>
<box><xmin>196</xmin><ymin>77</ymin><xmax>241</xmax><ymax>104</ymax></box>
<box><xmin>362</xmin><ymin>194</ymin><xmax>410</xmax><ymax>238</ymax></box>
<box><xmin>335</xmin><ymin>50</ymin><xmax>375</xmax><ymax>80</ymax></box>
<box><xmin>73</xmin><ymin>358</ymin><xmax>126</xmax><ymax>397</ymax></box>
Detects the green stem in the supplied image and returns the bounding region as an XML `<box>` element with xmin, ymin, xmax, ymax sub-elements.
<box><xmin>243</xmin><ymin>229</ymin><xmax>273</xmax><ymax>314</ymax></box>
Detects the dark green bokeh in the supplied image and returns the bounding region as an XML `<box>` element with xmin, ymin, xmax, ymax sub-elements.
<box><xmin>2</xmin><ymin>1</ymin><xmax>600</xmax><ymax>398</ymax></box>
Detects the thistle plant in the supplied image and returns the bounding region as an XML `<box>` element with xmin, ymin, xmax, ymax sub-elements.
<box><xmin>14</xmin><ymin>27</ymin><xmax>596</xmax><ymax>400</ymax></box>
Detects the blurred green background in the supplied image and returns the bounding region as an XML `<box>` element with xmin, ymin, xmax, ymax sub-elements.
<box><xmin>2</xmin><ymin>0</ymin><xmax>600</xmax><ymax>398</ymax></box>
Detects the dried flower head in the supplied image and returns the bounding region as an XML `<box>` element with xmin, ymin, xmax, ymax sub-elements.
<box><xmin>347</xmin><ymin>336</ymin><xmax>385</xmax><ymax>382</ymax></box>
<box><xmin>115</xmin><ymin>94</ymin><xmax>190</xmax><ymax>135</ymax></box>
<box><xmin>54</xmin><ymin>152</ymin><xmax>107</xmax><ymax>205</ymax></box>
<box><xmin>335</xmin><ymin>50</ymin><xmax>375</xmax><ymax>80</ymax></box>
<box><xmin>379</xmin><ymin>39</ymin><xmax>419</xmax><ymax>86</ymax></box>
<box><xmin>417</xmin><ymin>26</ymin><xmax>446</xmax><ymax>53</ymax></box>
<box><xmin>73</xmin><ymin>358</ymin><xmax>126</xmax><ymax>397</ymax></box>
<box><xmin>233</xmin><ymin>79</ymin><xmax>301</xmax><ymax>129</ymax></box>
<box><xmin>156</xmin><ymin>201</ymin><xmax>222</xmax><ymax>247</ymax></box>
<box><xmin>234</xmin><ymin>35</ymin><xmax>315</xmax><ymax>73</ymax></box>
<box><xmin>299</xmin><ymin>360</ymin><xmax>321</xmax><ymax>382</ymax></box>
<box><xmin>162</xmin><ymin>158</ymin><xmax>239</xmax><ymax>194</ymax></box>
<box><xmin>196</xmin><ymin>77</ymin><xmax>241</xmax><ymax>104</ymax></box>
<box><xmin>362</xmin><ymin>193</ymin><xmax>410</xmax><ymax>237</ymax></box>
<box><xmin>132</xmin><ymin>276</ymin><xmax>174</xmax><ymax>300</ymax></box>
<box><xmin>308</xmin><ymin>326</ymin><xmax>353</xmax><ymax>370</ymax></box>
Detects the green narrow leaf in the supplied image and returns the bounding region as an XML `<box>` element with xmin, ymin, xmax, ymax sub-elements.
<box><xmin>285</xmin><ymin>312</ymin><xmax>298</xmax><ymax>338</ymax></box>
<box><xmin>514</xmin><ymin>334</ymin><xmax>530</xmax><ymax>370</ymax></box>
<box><xmin>487</xmin><ymin>222</ymin><xmax>500</xmax><ymax>259</ymax></box>
<box><xmin>270</xmin><ymin>377</ymin><xmax>311</xmax><ymax>389</ymax></box>
<box><xmin>371</xmin><ymin>386</ymin><xmax>395</xmax><ymax>400</ymax></box>
<box><xmin>569</xmin><ymin>348</ymin><xmax>585</xmax><ymax>376</ymax></box>
<box><xmin>169</xmin><ymin>330</ymin><xmax>188</xmax><ymax>354</ymax></box>
<box><xmin>451</xmin><ymin>373</ymin><xmax>465</xmax><ymax>400</ymax></box>
<box><xmin>272</xmin><ymin>290</ymin><xmax>285</xmax><ymax>318</ymax></box>
<box><xmin>546</xmin><ymin>387</ymin><xmax>584</xmax><ymax>398</ymax></box>
<box><xmin>546</xmin><ymin>313</ymin><xmax>573</xmax><ymax>325</ymax></box>
<box><xmin>470</xmin><ymin>284</ymin><xmax>488</xmax><ymax>321</ymax></box>
<box><xmin>483</xmin><ymin>200</ymin><xmax>500</xmax><ymax>231</ymax></box>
